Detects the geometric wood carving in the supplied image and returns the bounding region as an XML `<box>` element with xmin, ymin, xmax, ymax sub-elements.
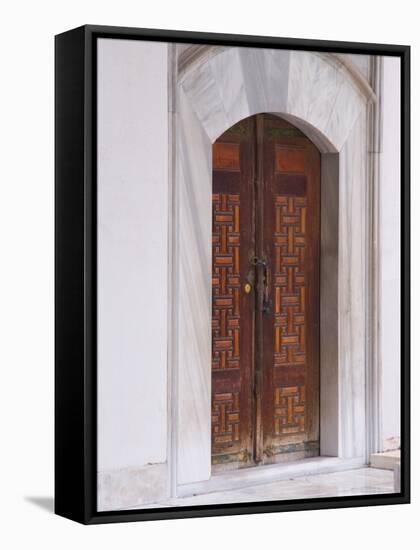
<box><xmin>273</xmin><ymin>196</ymin><xmax>307</xmax><ymax>366</ymax></box>
<box><xmin>212</xmin><ymin>193</ymin><xmax>240</xmax><ymax>371</ymax></box>
<box><xmin>274</xmin><ymin>385</ymin><xmax>306</xmax><ymax>434</ymax></box>
<box><xmin>212</xmin><ymin>392</ymin><xmax>240</xmax><ymax>446</ymax></box>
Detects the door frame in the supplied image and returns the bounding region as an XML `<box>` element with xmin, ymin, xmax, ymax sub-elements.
<box><xmin>169</xmin><ymin>45</ymin><xmax>382</xmax><ymax>497</ymax></box>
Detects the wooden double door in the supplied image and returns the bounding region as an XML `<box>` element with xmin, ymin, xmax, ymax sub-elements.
<box><xmin>211</xmin><ymin>114</ymin><xmax>320</xmax><ymax>468</ymax></box>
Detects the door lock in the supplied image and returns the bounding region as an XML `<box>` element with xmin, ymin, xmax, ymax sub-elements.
<box><xmin>244</xmin><ymin>282</ymin><xmax>252</xmax><ymax>294</ymax></box>
<box><xmin>250</xmin><ymin>255</ymin><xmax>266</xmax><ymax>267</ymax></box>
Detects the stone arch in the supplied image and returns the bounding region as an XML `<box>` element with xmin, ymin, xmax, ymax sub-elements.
<box><xmin>178</xmin><ymin>46</ymin><xmax>373</xmax><ymax>151</ymax></box>
<box><xmin>174</xmin><ymin>44</ymin><xmax>374</xmax><ymax>492</ymax></box>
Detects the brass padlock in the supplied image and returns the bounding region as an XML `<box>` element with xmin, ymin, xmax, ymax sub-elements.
<box><xmin>244</xmin><ymin>282</ymin><xmax>252</xmax><ymax>294</ymax></box>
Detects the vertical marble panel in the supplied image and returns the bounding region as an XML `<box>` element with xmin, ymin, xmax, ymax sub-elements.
<box><xmin>176</xmin><ymin>88</ymin><xmax>212</xmax><ymax>485</ymax></box>
<box><xmin>379</xmin><ymin>56</ymin><xmax>401</xmax><ymax>451</ymax></box>
<box><xmin>338</xmin><ymin>111</ymin><xmax>368</xmax><ymax>458</ymax></box>
<box><xmin>320</xmin><ymin>153</ymin><xmax>340</xmax><ymax>456</ymax></box>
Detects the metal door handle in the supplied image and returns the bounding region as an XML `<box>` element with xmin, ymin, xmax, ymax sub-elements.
<box><xmin>250</xmin><ymin>256</ymin><xmax>270</xmax><ymax>313</ymax></box>
<box><xmin>263</xmin><ymin>262</ymin><xmax>271</xmax><ymax>313</ymax></box>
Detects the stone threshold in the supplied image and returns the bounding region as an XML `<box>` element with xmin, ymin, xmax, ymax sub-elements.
<box><xmin>177</xmin><ymin>456</ymin><xmax>366</xmax><ymax>498</ymax></box>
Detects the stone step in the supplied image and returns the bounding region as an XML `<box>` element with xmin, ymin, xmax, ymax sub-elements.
<box><xmin>370</xmin><ymin>450</ymin><xmax>400</xmax><ymax>470</ymax></box>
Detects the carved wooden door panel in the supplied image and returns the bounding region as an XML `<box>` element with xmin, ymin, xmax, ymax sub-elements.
<box><xmin>211</xmin><ymin>118</ymin><xmax>255</xmax><ymax>467</ymax></box>
<box><xmin>211</xmin><ymin>114</ymin><xmax>320</xmax><ymax>468</ymax></box>
<box><xmin>260</xmin><ymin>115</ymin><xmax>320</xmax><ymax>463</ymax></box>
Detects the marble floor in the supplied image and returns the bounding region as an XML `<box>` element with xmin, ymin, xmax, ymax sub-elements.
<box><xmin>127</xmin><ymin>467</ymin><xmax>395</xmax><ymax>509</ymax></box>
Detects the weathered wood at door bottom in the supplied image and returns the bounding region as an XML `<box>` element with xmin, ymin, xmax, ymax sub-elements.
<box><xmin>212</xmin><ymin>441</ymin><xmax>319</xmax><ymax>473</ymax></box>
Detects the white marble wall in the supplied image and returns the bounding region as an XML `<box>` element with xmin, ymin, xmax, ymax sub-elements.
<box><xmin>174</xmin><ymin>45</ymin><xmax>373</xmax><ymax>489</ymax></box>
<box><xmin>97</xmin><ymin>39</ymin><xmax>169</xmax><ymax>509</ymax></box>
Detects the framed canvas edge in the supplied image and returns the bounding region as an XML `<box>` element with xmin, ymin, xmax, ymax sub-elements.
<box><xmin>54</xmin><ymin>24</ymin><xmax>411</xmax><ymax>525</ymax></box>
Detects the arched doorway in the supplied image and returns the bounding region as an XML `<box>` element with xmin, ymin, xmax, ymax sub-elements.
<box><xmin>211</xmin><ymin>114</ymin><xmax>320</xmax><ymax>469</ymax></box>
<box><xmin>175</xmin><ymin>46</ymin><xmax>373</xmax><ymax>490</ymax></box>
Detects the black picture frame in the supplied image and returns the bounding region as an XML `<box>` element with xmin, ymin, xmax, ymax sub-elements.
<box><xmin>55</xmin><ymin>24</ymin><xmax>410</xmax><ymax>524</ymax></box>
